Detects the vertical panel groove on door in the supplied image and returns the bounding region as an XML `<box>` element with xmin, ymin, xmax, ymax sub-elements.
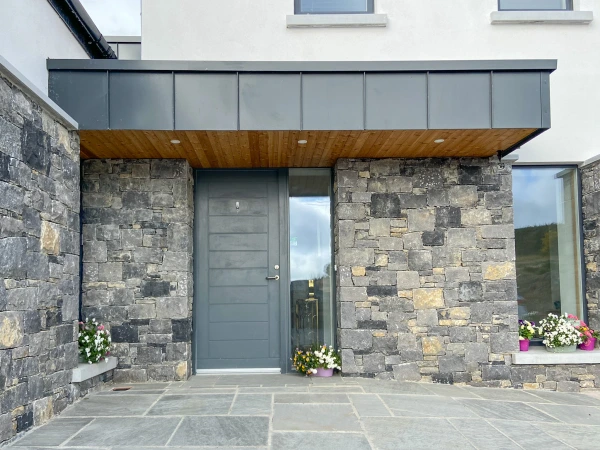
<box><xmin>195</xmin><ymin>171</ymin><xmax>281</xmax><ymax>370</ymax></box>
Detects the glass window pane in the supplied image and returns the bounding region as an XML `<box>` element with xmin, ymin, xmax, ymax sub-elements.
<box><xmin>499</xmin><ymin>0</ymin><xmax>571</xmax><ymax>10</ymax></box>
<box><xmin>512</xmin><ymin>167</ymin><xmax>584</xmax><ymax>323</ymax></box>
<box><xmin>289</xmin><ymin>169</ymin><xmax>334</xmax><ymax>353</ymax></box>
<box><xmin>299</xmin><ymin>0</ymin><xmax>370</xmax><ymax>14</ymax></box>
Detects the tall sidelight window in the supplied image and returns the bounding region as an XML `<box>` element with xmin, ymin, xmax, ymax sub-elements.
<box><xmin>498</xmin><ymin>0</ymin><xmax>573</xmax><ymax>10</ymax></box>
<box><xmin>289</xmin><ymin>169</ymin><xmax>334</xmax><ymax>353</ymax></box>
<box><xmin>295</xmin><ymin>0</ymin><xmax>374</xmax><ymax>14</ymax></box>
<box><xmin>512</xmin><ymin>167</ymin><xmax>584</xmax><ymax>323</ymax></box>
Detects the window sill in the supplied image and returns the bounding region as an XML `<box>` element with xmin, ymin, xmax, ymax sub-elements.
<box><xmin>286</xmin><ymin>14</ymin><xmax>388</xmax><ymax>28</ymax></box>
<box><xmin>72</xmin><ymin>357</ymin><xmax>118</xmax><ymax>382</ymax></box>
<box><xmin>491</xmin><ymin>11</ymin><xmax>593</xmax><ymax>24</ymax></box>
<box><xmin>512</xmin><ymin>346</ymin><xmax>600</xmax><ymax>365</ymax></box>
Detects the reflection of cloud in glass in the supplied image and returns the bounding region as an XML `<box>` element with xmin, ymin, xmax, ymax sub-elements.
<box><xmin>290</xmin><ymin>197</ymin><xmax>331</xmax><ymax>281</ymax></box>
<box><xmin>513</xmin><ymin>168</ymin><xmax>561</xmax><ymax>229</ymax></box>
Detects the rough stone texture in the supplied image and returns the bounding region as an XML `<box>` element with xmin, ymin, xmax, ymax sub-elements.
<box><xmin>0</xmin><ymin>71</ymin><xmax>80</xmax><ymax>444</ymax></box>
<box><xmin>582</xmin><ymin>158</ymin><xmax>600</xmax><ymax>331</ymax></box>
<box><xmin>81</xmin><ymin>159</ymin><xmax>193</xmax><ymax>382</ymax></box>
<box><xmin>508</xmin><ymin>363</ymin><xmax>600</xmax><ymax>392</ymax></box>
<box><xmin>335</xmin><ymin>157</ymin><xmax>519</xmax><ymax>385</ymax></box>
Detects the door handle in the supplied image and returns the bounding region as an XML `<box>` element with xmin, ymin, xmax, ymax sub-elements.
<box><xmin>266</xmin><ymin>275</ymin><xmax>280</xmax><ymax>281</ymax></box>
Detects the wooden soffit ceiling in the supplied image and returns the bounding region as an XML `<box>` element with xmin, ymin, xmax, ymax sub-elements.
<box><xmin>80</xmin><ymin>128</ymin><xmax>537</xmax><ymax>169</ymax></box>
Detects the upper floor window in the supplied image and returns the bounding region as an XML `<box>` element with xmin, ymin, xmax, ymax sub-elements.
<box><xmin>295</xmin><ymin>0</ymin><xmax>374</xmax><ymax>14</ymax></box>
<box><xmin>498</xmin><ymin>0</ymin><xmax>573</xmax><ymax>10</ymax></box>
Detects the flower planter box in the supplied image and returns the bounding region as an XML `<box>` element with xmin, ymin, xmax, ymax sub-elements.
<box><xmin>513</xmin><ymin>346</ymin><xmax>600</xmax><ymax>365</ymax></box>
<box><xmin>545</xmin><ymin>344</ymin><xmax>577</xmax><ymax>353</ymax></box>
<box><xmin>72</xmin><ymin>356</ymin><xmax>118</xmax><ymax>383</ymax></box>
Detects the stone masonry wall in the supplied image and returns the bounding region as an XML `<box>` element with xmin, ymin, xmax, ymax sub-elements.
<box><xmin>0</xmin><ymin>72</ymin><xmax>80</xmax><ymax>444</ymax></box>
<box><xmin>335</xmin><ymin>157</ymin><xmax>520</xmax><ymax>386</ymax></box>
<box><xmin>81</xmin><ymin>159</ymin><xmax>193</xmax><ymax>382</ymax></box>
<box><xmin>582</xmin><ymin>158</ymin><xmax>600</xmax><ymax>331</ymax></box>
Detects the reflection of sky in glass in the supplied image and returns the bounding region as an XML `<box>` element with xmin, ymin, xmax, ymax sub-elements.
<box><xmin>513</xmin><ymin>168</ymin><xmax>563</xmax><ymax>229</ymax></box>
<box><xmin>290</xmin><ymin>197</ymin><xmax>331</xmax><ymax>281</ymax></box>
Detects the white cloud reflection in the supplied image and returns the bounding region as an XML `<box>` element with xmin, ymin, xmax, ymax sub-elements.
<box><xmin>513</xmin><ymin>167</ymin><xmax>562</xmax><ymax>229</ymax></box>
<box><xmin>290</xmin><ymin>197</ymin><xmax>331</xmax><ymax>281</ymax></box>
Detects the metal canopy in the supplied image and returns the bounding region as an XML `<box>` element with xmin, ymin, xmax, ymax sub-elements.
<box><xmin>47</xmin><ymin>59</ymin><xmax>555</xmax><ymax>159</ymax></box>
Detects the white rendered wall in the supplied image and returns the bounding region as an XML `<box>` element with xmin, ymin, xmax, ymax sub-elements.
<box><xmin>0</xmin><ymin>0</ymin><xmax>89</xmax><ymax>94</ymax></box>
<box><xmin>141</xmin><ymin>0</ymin><xmax>600</xmax><ymax>164</ymax></box>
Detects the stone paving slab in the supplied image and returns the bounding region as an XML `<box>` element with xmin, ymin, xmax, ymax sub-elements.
<box><xmin>447</xmin><ymin>418</ymin><xmax>520</xmax><ymax>450</ymax></box>
<box><xmin>381</xmin><ymin>394</ymin><xmax>478</xmax><ymax>418</ymax></box>
<box><xmin>169</xmin><ymin>416</ymin><xmax>269</xmax><ymax>447</ymax></box>
<box><xmin>11</xmin><ymin>419</ymin><xmax>92</xmax><ymax>447</ymax></box>
<box><xmin>272</xmin><ymin>404</ymin><xmax>360</xmax><ymax>431</ymax></box>
<box><xmin>348</xmin><ymin>394</ymin><xmax>391</xmax><ymax>417</ymax></box>
<box><xmin>67</xmin><ymin>417</ymin><xmax>181</xmax><ymax>447</ymax></box>
<box><xmin>7</xmin><ymin>375</ymin><xmax>600</xmax><ymax>449</ymax></box>
<box><xmin>458</xmin><ymin>398</ymin><xmax>559</xmax><ymax>422</ymax></box>
<box><xmin>363</xmin><ymin>417</ymin><xmax>477</xmax><ymax>450</ymax></box>
<box><xmin>230</xmin><ymin>394</ymin><xmax>272</xmax><ymax>415</ymax></box>
<box><xmin>60</xmin><ymin>395</ymin><xmax>158</xmax><ymax>417</ymax></box>
<box><xmin>490</xmin><ymin>419</ymin><xmax>574</xmax><ymax>448</ymax></box>
<box><xmin>271</xmin><ymin>432</ymin><xmax>371</xmax><ymax>450</ymax></box>
<box><xmin>274</xmin><ymin>393</ymin><xmax>350</xmax><ymax>403</ymax></box>
<box><xmin>147</xmin><ymin>394</ymin><xmax>235</xmax><ymax>416</ymax></box>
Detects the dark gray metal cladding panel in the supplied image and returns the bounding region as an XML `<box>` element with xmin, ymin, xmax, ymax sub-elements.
<box><xmin>47</xmin><ymin>59</ymin><xmax>558</xmax><ymax>73</ymax></box>
<box><xmin>365</xmin><ymin>73</ymin><xmax>427</xmax><ymax>130</ymax></box>
<box><xmin>109</xmin><ymin>72</ymin><xmax>173</xmax><ymax>130</ymax></box>
<box><xmin>492</xmin><ymin>72</ymin><xmax>542</xmax><ymax>129</ymax></box>
<box><xmin>49</xmin><ymin>71</ymin><xmax>108</xmax><ymax>129</ymax></box>
<box><xmin>302</xmin><ymin>74</ymin><xmax>364</xmax><ymax>130</ymax></box>
<box><xmin>428</xmin><ymin>73</ymin><xmax>492</xmax><ymax>129</ymax></box>
<box><xmin>541</xmin><ymin>72</ymin><xmax>551</xmax><ymax>129</ymax></box>
<box><xmin>239</xmin><ymin>74</ymin><xmax>301</xmax><ymax>130</ymax></box>
<box><xmin>175</xmin><ymin>73</ymin><xmax>238</xmax><ymax>130</ymax></box>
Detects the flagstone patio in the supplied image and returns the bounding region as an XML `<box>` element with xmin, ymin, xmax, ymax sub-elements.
<box><xmin>5</xmin><ymin>375</ymin><xmax>600</xmax><ymax>450</ymax></box>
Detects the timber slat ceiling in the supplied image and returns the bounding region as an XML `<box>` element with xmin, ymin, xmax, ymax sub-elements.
<box><xmin>80</xmin><ymin>129</ymin><xmax>537</xmax><ymax>169</ymax></box>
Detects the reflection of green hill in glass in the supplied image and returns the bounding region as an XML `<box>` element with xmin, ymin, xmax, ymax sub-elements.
<box><xmin>515</xmin><ymin>224</ymin><xmax>560</xmax><ymax>322</ymax></box>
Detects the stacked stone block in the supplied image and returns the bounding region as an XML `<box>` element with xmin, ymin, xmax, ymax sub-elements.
<box><xmin>81</xmin><ymin>159</ymin><xmax>193</xmax><ymax>382</ymax></box>
<box><xmin>0</xmin><ymin>72</ymin><xmax>80</xmax><ymax>443</ymax></box>
<box><xmin>335</xmin><ymin>157</ymin><xmax>519</xmax><ymax>385</ymax></box>
<box><xmin>582</xmin><ymin>158</ymin><xmax>600</xmax><ymax>331</ymax></box>
<box><xmin>507</xmin><ymin>364</ymin><xmax>600</xmax><ymax>392</ymax></box>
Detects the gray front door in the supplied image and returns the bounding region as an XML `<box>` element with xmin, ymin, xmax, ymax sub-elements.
<box><xmin>194</xmin><ymin>171</ymin><xmax>282</xmax><ymax>370</ymax></box>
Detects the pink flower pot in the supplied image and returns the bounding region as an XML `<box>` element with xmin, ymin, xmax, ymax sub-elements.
<box><xmin>314</xmin><ymin>368</ymin><xmax>334</xmax><ymax>377</ymax></box>
<box><xmin>579</xmin><ymin>338</ymin><xmax>596</xmax><ymax>351</ymax></box>
<box><xmin>519</xmin><ymin>340</ymin><xmax>530</xmax><ymax>352</ymax></box>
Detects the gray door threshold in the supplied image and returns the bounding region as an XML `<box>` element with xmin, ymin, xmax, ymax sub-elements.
<box><xmin>196</xmin><ymin>368</ymin><xmax>282</xmax><ymax>375</ymax></box>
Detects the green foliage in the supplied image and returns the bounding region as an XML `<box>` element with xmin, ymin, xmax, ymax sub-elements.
<box><xmin>78</xmin><ymin>318</ymin><xmax>111</xmax><ymax>364</ymax></box>
<box><xmin>292</xmin><ymin>343</ymin><xmax>341</xmax><ymax>375</ymax></box>
<box><xmin>519</xmin><ymin>320</ymin><xmax>536</xmax><ymax>340</ymax></box>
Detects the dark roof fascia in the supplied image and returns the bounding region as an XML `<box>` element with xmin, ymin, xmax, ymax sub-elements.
<box><xmin>46</xmin><ymin>0</ymin><xmax>116</xmax><ymax>59</ymax></box>
<box><xmin>47</xmin><ymin>59</ymin><xmax>556</xmax><ymax>73</ymax></box>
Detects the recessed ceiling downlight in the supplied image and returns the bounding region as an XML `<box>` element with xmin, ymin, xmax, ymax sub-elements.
<box><xmin>298</xmin><ymin>140</ymin><xmax>308</xmax><ymax>145</ymax></box>
<box><xmin>434</xmin><ymin>139</ymin><xmax>445</xmax><ymax>144</ymax></box>
<box><xmin>170</xmin><ymin>139</ymin><xmax>181</xmax><ymax>144</ymax></box>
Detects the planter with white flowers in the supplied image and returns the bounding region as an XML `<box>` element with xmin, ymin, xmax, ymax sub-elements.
<box><xmin>292</xmin><ymin>344</ymin><xmax>342</xmax><ymax>377</ymax></box>
<box><xmin>72</xmin><ymin>318</ymin><xmax>117</xmax><ymax>383</ymax></box>
<box><xmin>538</xmin><ymin>313</ymin><xmax>583</xmax><ymax>353</ymax></box>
